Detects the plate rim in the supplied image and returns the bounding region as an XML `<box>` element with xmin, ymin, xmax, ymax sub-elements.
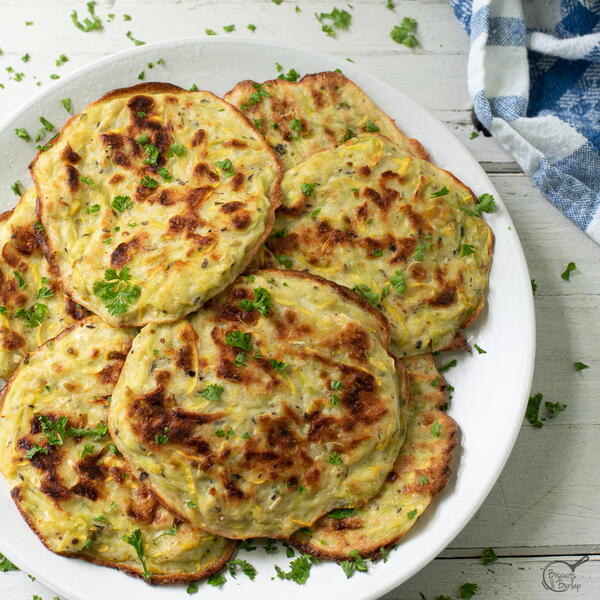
<box><xmin>0</xmin><ymin>35</ymin><xmax>536</xmax><ymax>600</ymax></box>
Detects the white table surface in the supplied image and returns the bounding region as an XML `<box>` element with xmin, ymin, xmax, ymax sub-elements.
<box><xmin>1</xmin><ymin>1</ymin><xmax>599</xmax><ymax>599</ymax></box>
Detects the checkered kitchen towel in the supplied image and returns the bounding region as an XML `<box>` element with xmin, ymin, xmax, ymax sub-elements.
<box><xmin>449</xmin><ymin>0</ymin><xmax>600</xmax><ymax>242</ymax></box>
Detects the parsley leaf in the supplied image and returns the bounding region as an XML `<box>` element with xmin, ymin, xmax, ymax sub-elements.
<box><xmin>38</xmin><ymin>415</ymin><xmax>68</xmax><ymax>446</ymax></box>
<box><xmin>301</xmin><ymin>183</ymin><xmax>318</xmax><ymax>196</ymax></box>
<box><xmin>186</xmin><ymin>582</ymin><xmax>198</xmax><ymax>594</ymax></box>
<box><xmin>15</xmin><ymin>128</ymin><xmax>31</xmax><ymax>142</ymax></box>
<box><xmin>11</xmin><ymin>181</ymin><xmax>22</xmax><ymax>197</ymax></box>
<box><xmin>93</xmin><ymin>267</ymin><xmax>141</xmax><ymax>316</ymax></box>
<box><xmin>430</xmin><ymin>422</ymin><xmax>442</xmax><ymax>437</ymax></box>
<box><xmin>460</xmin><ymin>243</ymin><xmax>475</xmax><ymax>257</ymax></box>
<box><xmin>225</xmin><ymin>331</ymin><xmax>252</xmax><ymax>351</ymax></box>
<box><xmin>269</xmin><ymin>358</ymin><xmax>288</xmax><ymax>371</ymax></box>
<box><xmin>413</xmin><ymin>241</ymin><xmax>433</xmax><ymax>260</ymax></box>
<box><xmin>339</xmin><ymin>550</ymin><xmax>368</xmax><ymax>578</ymax></box>
<box><xmin>154</xmin><ymin>525</ymin><xmax>177</xmax><ymax>540</ymax></box>
<box><xmin>328</xmin><ymin>508</ymin><xmax>356</xmax><ymax>519</ymax></box>
<box><xmin>574</xmin><ymin>361</ymin><xmax>589</xmax><ymax>371</ymax></box>
<box><xmin>71</xmin><ymin>1</ymin><xmax>103</xmax><ymax>32</ymax></box>
<box><xmin>200</xmin><ymin>384</ymin><xmax>224</xmax><ymax>402</ymax></box>
<box><xmin>545</xmin><ymin>401</ymin><xmax>567</xmax><ymax>419</ymax></box>
<box><xmin>140</xmin><ymin>175</ymin><xmax>158</xmax><ymax>188</ymax></box>
<box><xmin>459</xmin><ymin>582</ymin><xmax>478</xmax><ymax>599</ymax></box>
<box><xmin>123</xmin><ymin>529</ymin><xmax>151</xmax><ymax>581</ymax></box>
<box><xmin>364</xmin><ymin>120</ymin><xmax>380</xmax><ymax>132</ymax></box>
<box><xmin>331</xmin><ymin>380</ymin><xmax>343</xmax><ymax>390</ymax></box>
<box><xmin>126</xmin><ymin>30</ymin><xmax>145</xmax><ymax>46</ymax></box>
<box><xmin>526</xmin><ymin>393</ymin><xmax>544</xmax><ymax>428</ymax></box>
<box><xmin>438</xmin><ymin>359</ymin><xmax>457</xmax><ymax>372</ymax></box>
<box><xmin>167</xmin><ymin>143</ymin><xmax>186</xmax><ymax>158</ymax></box>
<box><xmin>13</xmin><ymin>270</ymin><xmax>26</xmax><ymax>288</ymax></box>
<box><xmin>237</xmin><ymin>287</ymin><xmax>272</xmax><ymax>316</ymax></box>
<box><xmin>277</xmin><ymin>255</ymin><xmax>293</xmax><ymax>268</ymax></box>
<box><xmin>474</xmin><ymin>343</ymin><xmax>487</xmax><ymax>354</ymax></box>
<box><xmin>352</xmin><ymin>284</ymin><xmax>379</xmax><ymax>306</ymax></box>
<box><xmin>275</xmin><ymin>554</ymin><xmax>318</xmax><ymax>584</ymax></box>
<box><xmin>459</xmin><ymin>193</ymin><xmax>497</xmax><ymax>216</ymax></box>
<box><xmin>341</xmin><ymin>127</ymin><xmax>355</xmax><ymax>143</ymax></box>
<box><xmin>15</xmin><ymin>303</ymin><xmax>48</xmax><ymax>328</ymax></box>
<box><xmin>277</xmin><ymin>67</ymin><xmax>301</xmax><ymax>82</ymax></box>
<box><xmin>0</xmin><ymin>553</ymin><xmax>17</xmax><ymax>572</ymax></box>
<box><xmin>215</xmin><ymin>159</ymin><xmax>235</xmax><ymax>177</ymax></box>
<box><xmin>155</xmin><ymin>432</ymin><xmax>169</xmax><ymax>444</ymax></box>
<box><xmin>390</xmin><ymin>270</ymin><xmax>406</xmax><ymax>294</ymax></box>
<box><xmin>561</xmin><ymin>261</ymin><xmax>577</xmax><ymax>281</ymax></box>
<box><xmin>407</xmin><ymin>509</ymin><xmax>418</xmax><ymax>519</ymax></box>
<box><xmin>481</xmin><ymin>547</ymin><xmax>498</xmax><ymax>565</ymax></box>
<box><xmin>26</xmin><ymin>444</ymin><xmax>48</xmax><ymax>459</ymax></box>
<box><xmin>37</xmin><ymin>286</ymin><xmax>54</xmax><ymax>299</ymax></box>
<box><xmin>112</xmin><ymin>195</ymin><xmax>133</xmax><ymax>212</ymax></box>
<box><xmin>227</xmin><ymin>558</ymin><xmax>257</xmax><ymax>580</ymax></box>
<box><xmin>328</xmin><ymin>452</ymin><xmax>343</xmax><ymax>465</ymax></box>
<box><xmin>390</xmin><ymin>17</ymin><xmax>419</xmax><ymax>48</ymax></box>
<box><xmin>207</xmin><ymin>573</ymin><xmax>226</xmax><ymax>586</ymax></box>
<box><xmin>67</xmin><ymin>421</ymin><xmax>108</xmax><ymax>442</ymax></box>
<box><xmin>317</xmin><ymin>8</ymin><xmax>352</xmax><ymax>37</ymax></box>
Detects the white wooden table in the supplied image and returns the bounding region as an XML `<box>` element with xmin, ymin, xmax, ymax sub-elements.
<box><xmin>1</xmin><ymin>1</ymin><xmax>598</xmax><ymax>599</ymax></box>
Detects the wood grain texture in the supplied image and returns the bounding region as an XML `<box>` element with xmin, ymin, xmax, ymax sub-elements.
<box><xmin>1</xmin><ymin>1</ymin><xmax>598</xmax><ymax>598</ymax></box>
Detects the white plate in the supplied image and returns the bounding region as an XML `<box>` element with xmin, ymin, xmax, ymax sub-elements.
<box><xmin>0</xmin><ymin>37</ymin><xmax>535</xmax><ymax>600</ymax></box>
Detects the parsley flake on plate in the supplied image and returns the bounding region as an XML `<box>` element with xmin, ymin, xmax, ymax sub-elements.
<box><xmin>227</xmin><ymin>558</ymin><xmax>257</xmax><ymax>580</ymax></box>
<box><xmin>207</xmin><ymin>572</ymin><xmax>226</xmax><ymax>586</ymax></box>
<box><xmin>339</xmin><ymin>549</ymin><xmax>368</xmax><ymax>578</ymax></box>
<box><xmin>561</xmin><ymin>261</ymin><xmax>577</xmax><ymax>281</ymax></box>
<box><xmin>200</xmin><ymin>384</ymin><xmax>224</xmax><ymax>402</ymax></box>
<box><xmin>93</xmin><ymin>267</ymin><xmax>141</xmax><ymax>316</ymax></box>
<box><xmin>275</xmin><ymin>554</ymin><xmax>318</xmax><ymax>584</ymax></box>
<box><xmin>438</xmin><ymin>359</ymin><xmax>457</xmax><ymax>372</ymax></box>
<box><xmin>61</xmin><ymin>98</ymin><xmax>72</xmax><ymax>112</ymax></box>
<box><xmin>126</xmin><ymin>30</ymin><xmax>145</xmax><ymax>45</ymax></box>
<box><xmin>11</xmin><ymin>181</ymin><xmax>22</xmax><ymax>196</ymax></box>
<box><xmin>390</xmin><ymin>17</ymin><xmax>419</xmax><ymax>48</ymax></box>
<box><xmin>71</xmin><ymin>1</ymin><xmax>103</xmax><ymax>32</ymax></box>
<box><xmin>473</xmin><ymin>343</ymin><xmax>486</xmax><ymax>354</ymax></box>
<box><xmin>0</xmin><ymin>553</ymin><xmax>17</xmax><ymax>572</ymax></box>
<box><xmin>526</xmin><ymin>393</ymin><xmax>544</xmax><ymax>428</ymax></box>
<box><xmin>574</xmin><ymin>361</ymin><xmax>589</xmax><ymax>371</ymax></box>
<box><xmin>15</xmin><ymin>128</ymin><xmax>31</xmax><ymax>142</ymax></box>
<box><xmin>459</xmin><ymin>193</ymin><xmax>497</xmax><ymax>216</ymax></box>
<box><xmin>186</xmin><ymin>582</ymin><xmax>199</xmax><ymax>595</ymax></box>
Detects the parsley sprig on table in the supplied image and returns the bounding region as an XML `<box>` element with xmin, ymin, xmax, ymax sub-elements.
<box><xmin>317</xmin><ymin>8</ymin><xmax>352</xmax><ymax>37</ymax></box>
<box><xmin>71</xmin><ymin>1</ymin><xmax>103</xmax><ymax>32</ymax></box>
<box><xmin>390</xmin><ymin>17</ymin><xmax>419</xmax><ymax>48</ymax></box>
<box><xmin>93</xmin><ymin>267</ymin><xmax>141</xmax><ymax>316</ymax></box>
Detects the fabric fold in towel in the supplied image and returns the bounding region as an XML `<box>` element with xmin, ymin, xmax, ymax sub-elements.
<box><xmin>450</xmin><ymin>0</ymin><xmax>600</xmax><ymax>243</ymax></box>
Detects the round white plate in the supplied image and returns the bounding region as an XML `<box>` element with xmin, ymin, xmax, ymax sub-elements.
<box><xmin>0</xmin><ymin>37</ymin><xmax>535</xmax><ymax>600</ymax></box>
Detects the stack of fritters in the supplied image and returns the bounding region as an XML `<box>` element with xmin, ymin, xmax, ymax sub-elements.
<box><xmin>0</xmin><ymin>72</ymin><xmax>492</xmax><ymax>584</ymax></box>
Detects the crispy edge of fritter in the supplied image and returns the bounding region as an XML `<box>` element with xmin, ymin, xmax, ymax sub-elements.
<box><xmin>31</xmin><ymin>82</ymin><xmax>283</xmax><ymax>327</ymax></box>
<box><xmin>289</xmin><ymin>353</ymin><xmax>457</xmax><ymax>560</ymax></box>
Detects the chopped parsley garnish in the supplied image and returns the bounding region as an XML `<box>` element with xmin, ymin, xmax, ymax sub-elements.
<box><xmin>140</xmin><ymin>175</ymin><xmax>159</xmax><ymax>188</ymax></box>
<box><xmin>413</xmin><ymin>241</ymin><xmax>433</xmax><ymax>260</ymax></box>
<box><xmin>25</xmin><ymin>444</ymin><xmax>48</xmax><ymax>459</ymax></box>
<box><xmin>79</xmin><ymin>175</ymin><xmax>94</xmax><ymax>186</ymax></box>
<box><xmin>460</xmin><ymin>243</ymin><xmax>475</xmax><ymax>257</ymax></box>
<box><xmin>439</xmin><ymin>359</ymin><xmax>457</xmax><ymax>372</ymax></box>
<box><xmin>200</xmin><ymin>384</ymin><xmax>224</xmax><ymax>402</ymax></box>
<box><xmin>290</xmin><ymin>116</ymin><xmax>302</xmax><ymax>132</ymax></box>
<box><xmin>167</xmin><ymin>143</ymin><xmax>186</xmax><ymax>158</ymax></box>
<box><xmin>55</xmin><ymin>54</ymin><xmax>69</xmax><ymax>66</ymax></box>
<box><xmin>21</xmin><ymin>54</ymin><xmax>30</xmax><ymax>63</ymax></box>
<box><xmin>155</xmin><ymin>432</ymin><xmax>169</xmax><ymax>444</ymax></box>
<box><xmin>71</xmin><ymin>1</ymin><xmax>103</xmax><ymax>32</ymax></box>
<box><xmin>328</xmin><ymin>508</ymin><xmax>356</xmax><ymax>519</ymax></box>
<box><xmin>215</xmin><ymin>159</ymin><xmax>235</xmax><ymax>177</ymax></box>
<box><xmin>207</xmin><ymin>573</ymin><xmax>226</xmax><ymax>586</ymax></box>
<box><xmin>432</xmin><ymin>187</ymin><xmax>449</xmax><ymax>199</ymax></box>
<box><xmin>126</xmin><ymin>30</ymin><xmax>145</xmax><ymax>46</ymax></box>
<box><xmin>187</xmin><ymin>500</ymin><xmax>197</xmax><ymax>508</ymax></box>
<box><xmin>419</xmin><ymin>475</ymin><xmax>429</xmax><ymax>485</ymax></box>
<box><xmin>108</xmin><ymin>443</ymin><xmax>121</xmax><ymax>456</ymax></box>
<box><xmin>470</xmin><ymin>131</ymin><xmax>480</xmax><ymax>139</ymax></box>
<box><xmin>37</xmin><ymin>286</ymin><xmax>54</xmax><ymax>299</ymax></box>
<box><xmin>15</xmin><ymin>304</ymin><xmax>48</xmax><ymax>328</ymax></box>
<box><xmin>67</xmin><ymin>422</ymin><xmax>108</xmax><ymax>442</ymax></box>
<box><xmin>407</xmin><ymin>509</ymin><xmax>418</xmax><ymax>519</ymax></box>
<box><xmin>275</xmin><ymin>554</ymin><xmax>318</xmax><ymax>585</ymax></box>
<box><xmin>481</xmin><ymin>547</ymin><xmax>498</xmax><ymax>565</ymax></box>
<box><xmin>0</xmin><ymin>307</ymin><xmax>6</xmax><ymax>314</ymax></box>
<box><xmin>269</xmin><ymin>358</ymin><xmax>288</xmax><ymax>371</ymax></box>
<box><xmin>390</xmin><ymin>17</ymin><xmax>419</xmax><ymax>48</ymax></box>
<box><xmin>234</xmin><ymin>352</ymin><xmax>248</xmax><ymax>367</ymax></box>
<box><xmin>136</xmin><ymin>133</ymin><xmax>149</xmax><ymax>144</ymax></box>
<box><xmin>154</xmin><ymin>525</ymin><xmax>177</xmax><ymax>540</ymax></box>
<box><xmin>545</xmin><ymin>401</ymin><xmax>567</xmax><ymax>419</ymax></box>
<box><xmin>0</xmin><ymin>553</ymin><xmax>17</xmax><ymax>572</ymax></box>
<box><xmin>561</xmin><ymin>261</ymin><xmax>577</xmax><ymax>281</ymax></box>
<box><xmin>277</xmin><ymin>255</ymin><xmax>293</xmax><ymax>268</ymax></box>
<box><xmin>459</xmin><ymin>193</ymin><xmax>497</xmax><ymax>216</ymax></box>
<box><xmin>301</xmin><ymin>182</ymin><xmax>318</xmax><ymax>196</ymax></box>
<box><xmin>331</xmin><ymin>380</ymin><xmax>343</xmax><ymax>390</ymax></box>
<box><xmin>61</xmin><ymin>98</ymin><xmax>72</xmax><ymax>112</ymax></box>
<box><xmin>223</xmin><ymin>24</ymin><xmax>236</xmax><ymax>32</ymax></box>
<box><xmin>81</xmin><ymin>444</ymin><xmax>95</xmax><ymax>458</ymax></box>
<box><xmin>238</xmin><ymin>539</ymin><xmax>257</xmax><ymax>551</ymax></box>
<box><xmin>205</xmin><ymin>28</ymin><xmax>217</xmax><ymax>36</ymax></box>
<box><xmin>575</xmin><ymin>361</ymin><xmax>589</xmax><ymax>371</ymax></box>
<box><xmin>237</xmin><ymin>287</ymin><xmax>272</xmax><ymax>316</ymax></box>
<box><xmin>340</xmin><ymin>550</ymin><xmax>368</xmax><ymax>578</ymax></box>
<box><xmin>227</xmin><ymin>558</ymin><xmax>257</xmax><ymax>580</ymax></box>
<box><xmin>316</xmin><ymin>8</ymin><xmax>352</xmax><ymax>37</ymax></box>
<box><xmin>248</xmin><ymin>83</ymin><xmax>270</xmax><ymax>106</ymax></box>
<box><xmin>531</xmin><ymin>279</ymin><xmax>537</xmax><ymax>294</ymax></box>
<box><xmin>277</xmin><ymin>66</ymin><xmax>301</xmax><ymax>82</ymax></box>
<box><xmin>157</xmin><ymin>167</ymin><xmax>172</xmax><ymax>181</ymax></box>
<box><xmin>186</xmin><ymin>582</ymin><xmax>199</xmax><ymax>594</ymax></box>
<box><xmin>241</xmin><ymin>431</ymin><xmax>251</xmax><ymax>439</ymax></box>
<box><xmin>11</xmin><ymin>181</ymin><xmax>22</xmax><ymax>196</ymax></box>
<box><xmin>93</xmin><ymin>267</ymin><xmax>141</xmax><ymax>316</ymax></box>
<box><xmin>430</xmin><ymin>422</ymin><xmax>442</xmax><ymax>437</ymax></box>
<box><xmin>123</xmin><ymin>529</ymin><xmax>151</xmax><ymax>581</ymax></box>
<box><xmin>526</xmin><ymin>393</ymin><xmax>544</xmax><ymax>428</ymax></box>
<box><xmin>272</xmin><ymin>0</ymin><xmax>283</xmax><ymax>4</ymax></box>
<box><xmin>13</xmin><ymin>270</ymin><xmax>26</xmax><ymax>288</ymax></box>
<box><xmin>327</xmin><ymin>452</ymin><xmax>343</xmax><ymax>465</ymax></box>
<box><xmin>38</xmin><ymin>415</ymin><xmax>68</xmax><ymax>446</ymax></box>
<box><xmin>138</xmin><ymin>71</ymin><xmax>145</xmax><ymax>80</ymax></box>
<box><xmin>15</xmin><ymin>128</ymin><xmax>31</xmax><ymax>142</ymax></box>
<box><xmin>225</xmin><ymin>330</ymin><xmax>252</xmax><ymax>351</ymax></box>
<box><xmin>86</xmin><ymin>204</ymin><xmax>100</xmax><ymax>214</ymax></box>
<box><xmin>309</xmin><ymin>208</ymin><xmax>322</xmax><ymax>218</ymax></box>
<box><xmin>390</xmin><ymin>270</ymin><xmax>406</xmax><ymax>294</ymax></box>
<box><xmin>247</xmin><ymin>24</ymin><xmax>257</xmax><ymax>32</ymax></box>
<box><xmin>459</xmin><ymin>582</ymin><xmax>479</xmax><ymax>599</ymax></box>
<box><xmin>352</xmin><ymin>284</ymin><xmax>379</xmax><ymax>306</ymax></box>
<box><xmin>140</xmin><ymin>142</ymin><xmax>159</xmax><ymax>165</ymax></box>
<box><xmin>364</xmin><ymin>120</ymin><xmax>380</xmax><ymax>132</ymax></box>
<box><xmin>474</xmin><ymin>343</ymin><xmax>486</xmax><ymax>354</ymax></box>
<box><xmin>112</xmin><ymin>195</ymin><xmax>133</xmax><ymax>212</ymax></box>
<box><xmin>341</xmin><ymin>127</ymin><xmax>355</xmax><ymax>143</ymax></box>
<box><xmin>372</xmin><ymin>248</ymin><xmax>383</xmax><ymax>257</ymax></box>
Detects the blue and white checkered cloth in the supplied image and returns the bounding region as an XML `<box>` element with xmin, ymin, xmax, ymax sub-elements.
<box><xmin>449</xmin><ymin>0</ymin><xmax>600</xmax><ymax>242</ymax></box>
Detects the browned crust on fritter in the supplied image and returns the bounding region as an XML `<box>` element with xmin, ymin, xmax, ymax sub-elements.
<box><xmin>10</xmin><ymin>484</ymin><xmax>236</xmax><ymax>584</ymax></box>
<box><xmin>259</xmin><ymin>268</ymin><xmax>392</xmax><ymax>351</ymax></box>
<box><xmin>32</xmin><ymin>82</ymin><xmax>282</xmax><ymax>327</ymax></box>
<box><xmin>290</xmin><ymin>354</ymin><xmax>458</xmax><ymax>560</ymax></box>
<box><xmin>224</xmin><ymin>71</ymin><xmax>430</xmax><ymax>161</ymax></box>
